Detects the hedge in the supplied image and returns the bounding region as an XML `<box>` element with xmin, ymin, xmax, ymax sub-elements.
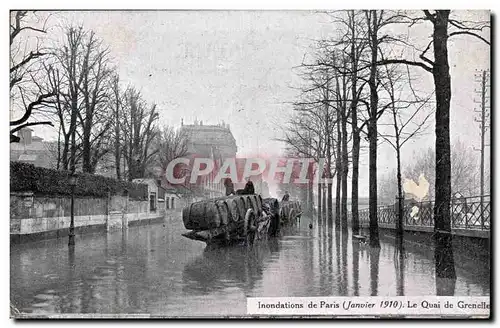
<box><xmin>10</xmin><ymin>161</ymin><xmax>148</xmax><ymax>200</ymax></box>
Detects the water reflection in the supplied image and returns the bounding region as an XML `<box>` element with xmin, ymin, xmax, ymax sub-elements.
<box><xmin>436</xmin><ymin>277</ymin><xmax>457</xmax><ymax>296</ymax></box>
<box><xmin>352</xmin><ymin>239</ymin><xmax>360</xmax><ymax>296</ymax></box>
<box><xmin>340</xmin><ymin>230</ymin><xmax>348</xmax><ymax>296</ymax></box>
<box><xmin>10</xmin><ymin>212</ymin><xmax>489</xmax><ymax>316</ymax></box>
<box><xmin>434</xmin><ymin>232</ymin><xmax>457</xmax><ymax>282</ymax></box>
<box><xmin>182</xmin><ymin>240</ymin><xmax>277</xmax><ymax>295</ymax></box>
<box><xmin>394</xmin><ymin>237</ymin><xmax>405</xmax><ymax>296</ymax></box>
<box><xmin>334</xmin><ymin>228</ymin><xmax>341</xmax><ymax>295</ymax></box>
<box><xmin>369</xmin><ymin>246</ymin><xmax>380</xmax><ymax>296</ymax></box>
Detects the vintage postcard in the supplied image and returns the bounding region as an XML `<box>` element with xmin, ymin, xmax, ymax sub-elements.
<box><xmin>9</xmin><ymin>9</ymin><xmax>491</xmax><ymax>319</ymax></box>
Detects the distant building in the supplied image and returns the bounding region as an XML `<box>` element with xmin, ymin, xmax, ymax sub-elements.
<box><xmin>10</xmin><ymin>128</ymin><xmax>57</xmax><ymax>169</ymax></box>
<box><xmin>179</xmin><ymin>120</ymin><xmax>238</xmax><ymax>198</ymax></box>
<box><xmin>180</xmin><ymin>120</ymin><xmax>237</xmax><ymax>158</ymax></box>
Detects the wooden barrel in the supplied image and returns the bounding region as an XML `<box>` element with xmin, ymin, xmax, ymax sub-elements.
<box><xmin>249</xmin><ymin>195</ymin><xmax>259</xmax><ymax>214</ymax></box>
<box><xmin>215</xmin><ymin>200</ymin><xmax>230</xmax><ymax>225</ymax></box>
<box><xmin>183</xmin><ymin>201</ymin><xmax>221</xmax><ymax>230</ymax></box>
<box><xmin>256</xmin><ymin>195</ymin><xmax>263</xmax><ymax>211</ymax></box>
<box><xmin>235</xmin><ymin>197</ymin><xmax>247</xmax><ymax>220</ymax></box>
<box><xmin>242</xmin><ymin>195</ymin><xmax>252</xmax><ymax>210</ymax></box>
<box><xmin>225</xmin><ymin>198</ymin><xmax>240</xmax><ymax>223</ymax></box>
<box><xmin>182</xmin><ymin>195</ymin><xmax>264</xmax><ymax>231</ymax></box>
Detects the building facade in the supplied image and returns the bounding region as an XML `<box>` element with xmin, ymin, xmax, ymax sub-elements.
<box><xmin>10</xmin><ymin>128</ymin><xmax>57</xmax><ymax>169</ymax></box>
<box><xmin>179</xmin><ymin>120</ymin><xmax>238</xmax><ymax>198</ymax></box>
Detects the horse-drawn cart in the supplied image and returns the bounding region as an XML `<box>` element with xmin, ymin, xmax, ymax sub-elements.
<box><xmin>182</xmin><ymin>194</ymin><xmax>280</xmax><ymax>246</ymax></box>
<box><xmin>181</xmin><ymin>195</ymin><xmax>301</xmax><ymax>246</ymax></box>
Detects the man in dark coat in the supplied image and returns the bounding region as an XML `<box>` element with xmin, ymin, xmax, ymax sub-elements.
<box><xmin>236</xmin><ymin>180</ymin><xmax>255</xmax><ymax>195</ymax></box>
<box><xmin>224</xmin><ymin>178</ymin><xmax>235</xmax><ymax>196</ymax></box>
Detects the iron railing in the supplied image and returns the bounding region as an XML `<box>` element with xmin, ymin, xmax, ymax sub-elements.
<box><xmin>353</xmin><ymin>195</ymin><xmax>490</xmax><ymax>230</ymax></box>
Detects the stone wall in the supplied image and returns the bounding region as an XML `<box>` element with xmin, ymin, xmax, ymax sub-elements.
<box><xmin>10</xmin><ymin>192</ymin><xmax>166</xmax><ymax>243</ymax></box>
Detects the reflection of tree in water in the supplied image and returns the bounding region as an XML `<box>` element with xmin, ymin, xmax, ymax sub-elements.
<box><xmin>394</xmin><ymin>236</ymin><xmax>405</xmax><ymax>296</ymax></box>
<box><xmin>340</xmin><ymin>231</ymin><xmax>348</xmax><ymax>296</ymax></box>
<box><xmin>435</xmin><ymin>233</ymin><xmax>457</xmax><ymax>296</ymax></box>
<box><xmin>335</xmin><ymin>230</ymin><xmax>342</xmax><ymax>295</ymax></box>
<box><xmin>182</xmin><ymin>240</ymin><xmax>277</xmax><ymax>295</ymax></box>
<box><xmin>352</xmin><ymin>238</ymin><xmax>360</xmax><ymax>296</ymax></box>
<box><xmin>369</xmin><ymin>246</ymin><xmax>380</xmax><ymax>296</ymax></box>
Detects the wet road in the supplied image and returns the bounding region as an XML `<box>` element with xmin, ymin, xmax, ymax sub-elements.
<box><xmin>10</xmin><ymin>211</ymin><xmax>489</xmax><ymax>317</ymax></box>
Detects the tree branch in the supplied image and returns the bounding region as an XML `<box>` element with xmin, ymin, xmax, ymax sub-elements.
<box><xmin>10</xmin><ymin>121</ymin><xmax>54</xmax><ymax>135</ymax></box>
<box><xmin>449</xmin><ymin>31</ymin><xmax>490</xmax><ymax>45</ymax></box>
<box><xmin>10</xmin><ymin>91</ymin><xmax>56</xmax><ymax>126</ymax></box>
<box><xmin>377</xmin><ymin>59</ymin><xmax>433</xmax><ymax>73</ymax></box>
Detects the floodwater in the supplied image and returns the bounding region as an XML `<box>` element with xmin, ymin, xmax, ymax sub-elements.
<box><xmin>10</xmin><ymin>211</ymin><xmax>490</xmax><ymax>317</ymax></box>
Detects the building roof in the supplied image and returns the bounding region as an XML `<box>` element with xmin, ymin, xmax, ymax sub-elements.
<box><xmin>180</xmin><ymin>123</ymin><xmax>237</xmax><ymax>158</ymax></box>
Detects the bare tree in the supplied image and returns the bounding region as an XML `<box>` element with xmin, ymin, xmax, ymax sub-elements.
<box><xmin>284</xmin><ymin>52</ymin><xmax>339</xmax><ymax>224</ymax></box>
<box><xmin>10</xmin><ymin>11</ymin><xmax>55</xmax><ymax>143</ymax></box>
<box><xmin>378</xmin><ymin>10</ymin><xmax>490</xmax><ymax>280</ymax></box>
<box><xmin>156</xmin><ymin>126</ymin><xmax>188</xmax><ymax>180</ymax></box>
<box><xmin>77</xmin><ymin>31</ymin><xmax>114</xmax><ymax>173</ymax></box>
<box><xmin>46</xmin><ymin>25</ymin><xmax>113</xmax><ymax>173</ymax></box>
<box><xmin>121</xmin><ymin>87</ymin><xmax>160</xmax><ymax>181</ymax></box>
<box><xmin>56</xmin><ymin>26</ymin><xmax>87</xmax><ymax>172</ymax></box>
<box><xmin>110</xmin><ymin>74</ymin><xmax>123</xmax><ymax>179</ymax></box>
<box><xmin>345</xmin><ymin>10</ymin><xmax>368</xmax><ymax>235</ymax></box>
<box><xmin>331</xmin><ymin>54</ymin><xmax>350</xmax><ymax>233</ymax></box>
<box><xmin>325</xmin><ymin>10</ymin><xmax>370</xmax><ymax>235</ymax></box>
<box><xmin>365</xmin><ymin>9</ymin><xmax>383</xmax><ymax>247</ymax></box>
<box><xmin>378</xmin><ymin>65</ymin><xmax>434</xmax><ymax>237</ymax></box>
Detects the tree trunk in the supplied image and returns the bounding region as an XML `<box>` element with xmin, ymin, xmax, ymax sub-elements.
<box><xmin>82</xmin><ymin>122</ymin><xmax>92</xmax><ymax>173</ymax></box>
<box><xmin>70</xmin><ymin>119</ymin><xmax>77</xmax><ymax>173</ymax></box>
<box><xmin>308</xmin><ymin>173</ymin><xmax>314</xmax><ymax>215</ymax></box>
<box><xmin>335</xmin><ymin>122</ymin><xmax>342</xmax><ymax>230</ymax></box>
<box><xmin>322</xmin><ymin>182</ymin><xmax>327</xmax><ymax>218</ymax></box>
<box><xmin>350</xmin><ymin>9</ymin><xmax>360</xmax><ymax>236</ymax></box>
<box><xmin>317</xmin><ymin>180</ymin><xmax>322</xmax><ymax>218</ymax></box>
<box><xmin>114</xmin><ymin>84</ymin><xmax>121</xmax><ymax>180</ymax></box>
<box><xmin>61</xmin><ymin>136</ymin><xmax>69</xmax><ymax>171</ymax></box>
<box><xmin>432</xmin><ymin>10</ymin><xmax>455</xmax><ymax>280</ymax></box>
<box><xmin>327</xmin><ymin>181</ymin><xmax>333</xmax><ymax>227</ymax></box>
<box><xmin>341</xmin><ymin>109</ymin><xmax>349</xmax><ymax>233</ymax></box>
<box><xmin>396</xmin><ymin>145</ymin><xmax>404</xmax><ymax>237</ymax></box>
<box><xmin>368</xmin><ymin>10</ymin><xmax>380</xmax><ymax>247</ymax></box>
<box><xmin>57</xmin><ymin>124</ymin><xmax>61</xmax><ymax>170</ymax></box>
<box><xmin>69</xmin><ymin>84</ymin><xmax>78</xmax><ymax>173</ymax></box>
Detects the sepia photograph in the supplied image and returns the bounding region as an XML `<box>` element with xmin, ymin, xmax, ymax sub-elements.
<box><xmin>8</xmin><ymin>6</ymin><xmax>491</xmax><ymax>319</ymax></box>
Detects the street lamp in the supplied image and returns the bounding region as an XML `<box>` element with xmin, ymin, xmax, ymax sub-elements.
<box><xmin>68</xmin><ymin>172</ymin><xmax>78</xmax><ymax>246</ymax></box>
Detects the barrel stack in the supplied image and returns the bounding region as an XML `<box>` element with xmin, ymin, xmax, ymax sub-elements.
<box><xmin>182</xmin><ymin>194</ymin><xmax>273</xmax><ymax>245</ymax></box>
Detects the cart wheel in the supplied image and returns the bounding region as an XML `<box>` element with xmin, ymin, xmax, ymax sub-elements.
<box><xmin>244</xmin><ymin>209</ymin><xmax>256</xmax><ymax>246</ymax></box>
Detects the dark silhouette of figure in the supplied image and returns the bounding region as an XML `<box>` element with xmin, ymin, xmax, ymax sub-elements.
<box><xmin>282</xmin><ymin>191</ymin><xmax>290</xmax><ymax>201</ymax></box>
<box><xmin>224</xmin><ymin>178</ymin><xmax>235</xmax><ymax>196</ymax></box>
<box><xmin>236</xmin><ymin>181</ymin><xmax>255</xmax><ymax>195</ymax></box>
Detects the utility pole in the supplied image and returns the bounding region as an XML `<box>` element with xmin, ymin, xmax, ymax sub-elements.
<box><xmin>473</xmin><ymin>69</ymin><xmax>490</xmax><ymax>228</ymax></box>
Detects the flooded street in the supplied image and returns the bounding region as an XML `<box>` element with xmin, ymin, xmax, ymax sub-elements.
<box><xmin>10</xmin><ymin>211</ymin><xmax>489</xmax><ymax>317</ymax></box>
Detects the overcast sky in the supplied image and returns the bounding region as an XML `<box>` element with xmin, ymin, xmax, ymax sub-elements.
<box><xmin>19</xmin><ymin>10</ymin><xmax>490</xmax><ymax>197</ymax></box>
